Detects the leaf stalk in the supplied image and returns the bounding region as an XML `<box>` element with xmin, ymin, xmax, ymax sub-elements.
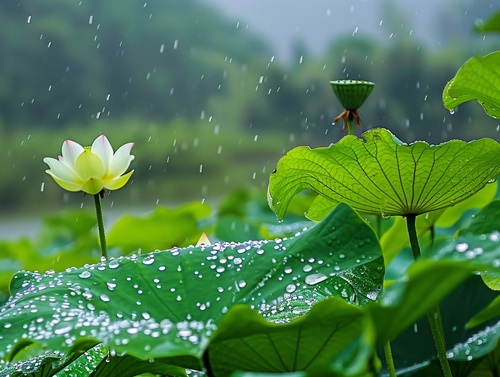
<box><xmin>406</xmin><ymin>214</ymin><xmax>453</xmax><ymax>377</ymax></box>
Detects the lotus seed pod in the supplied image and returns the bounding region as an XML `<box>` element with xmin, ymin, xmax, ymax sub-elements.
<box><xmin>330</xmin><ymin>80</ymin><xmax>375</xmax><ymax>110</ymax></box>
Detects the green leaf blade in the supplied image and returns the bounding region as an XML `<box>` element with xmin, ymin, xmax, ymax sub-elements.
<box><xmin>443</xmin><ymin>51</ymin><xmax>500</xmax><ymax>118</ymax></box>
<box><xmin>268</xmin><ymin>128</ymin><xmax>500</xmax><ymax>219</ymax></box>
<box><xmin>0</xmin><ymin>204</ymin><xmax>383</xmax><ymax>372</ymax></box>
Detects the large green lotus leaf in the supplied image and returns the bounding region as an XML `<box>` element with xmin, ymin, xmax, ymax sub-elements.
<box><xmin>459</xmin><ymin>199</ymin><xmax>500</xmax><ymax>237</ymax></box>
<box><xmin>206</xmin><ymin>298</ymin><xmax>377</xmax><ymax>377</ymax></box>
<box><xmin>268</xmin><ymin>128</ymin><xmax>500</xmax><ymax>220</ymax></box>
<box><xmin>0</xmin><ymin>204</ymin><xmax>383</xmax><ymax>373</ymax></box>
<box><xmin>107</xmin><ymin>202</ymin><xmax>211</xmax><ymax>253</ymax></box>
<box><xmin>458</xmin><ymin>199</ymin><xmax>500</xmax><ymax>290</ymax></box>
<box><xmin>447</xmin><ymin>320</ymin><xmax>500</xmax><ymax>362</ymax></box>
<box><xmin>434</xmin><ymin>179</ymin><xmax>497</xmax><ymax>228</ymax></box>
<box><xmin>443</xmin><ymin>51</ymin><xmax>500</xmax><ymax>119</ymax></box>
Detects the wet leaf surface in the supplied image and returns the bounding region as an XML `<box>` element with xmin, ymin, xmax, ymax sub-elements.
<box><xmin>0</xmin><ymin>204</ymin><xmax>383</xmax><ymax>372</ymax></box>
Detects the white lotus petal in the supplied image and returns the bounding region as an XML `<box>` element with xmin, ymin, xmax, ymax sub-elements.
<box><xmin>91</xmin><ymin>135</ymin><xmax>113</xmax><ymax>173</ymax></box>
<box><xmin>45</xmin><ymin>170</ymin><xmax>83</xmax><ymax>192</ymax></box>
<box><xmin>43</xmin><ymin>157</ymin><xmax>81</xmax><ymax>183</ymax></box>
<box><xmin>61</xmin><ymin>140</ymin><xmax>84</xmax><ymax>169</ymax></box>
<box><xmin>108</xmin><ymin>142</ymin><xmax>134</xmax><ymax>178</ymax></box>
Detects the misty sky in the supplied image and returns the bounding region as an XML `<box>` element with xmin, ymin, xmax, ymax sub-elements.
<box><xmin>202</xmin><ymin>0</ymin><xmax>478</xmax><ymax>62</ymax></box>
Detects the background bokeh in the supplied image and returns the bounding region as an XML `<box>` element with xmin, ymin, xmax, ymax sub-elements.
<box><xmin>0</xmin><ymin>0</ymin><xmax>499</xmax><ymax>237</ymax></box>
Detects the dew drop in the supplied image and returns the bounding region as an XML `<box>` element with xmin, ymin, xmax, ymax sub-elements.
<box><xmin>489</xmin><ymin>231</ymin><xmax>500</xmax><ymax>242</ymax></box>
<box><xmin>455</xmin><ymin>243</ymin><xmax>468</xmax><ymax>253</ymax></box>
<box><xmin>79</xmin><ymin>271</ymin><xmax>92</xmax><ymax>279</ymax></box>
<box><xmin>99</xmin><ymin>294</ymin><xmax>110</xmax><ymax>302</ymax></box>
<box><xmin>53</xmin><ymin>322</ymin><xmax>72</xmax><ymax>335</ymax></box>
<box><xmin>305</xmin><ymin>273</ymin><xmax>328</xmax><ymax>285</ymax></box>
<box><xmin>285</xmin><ymin>284</ymin><xmax>296</xmax><ymax>293</ymax></box>
<box><xmin>106</xmin><ymin>280</ymin><xmax>117</xmax><ymax>291</ymax></box>
<box><xmin>237</xmin><ymin>280</ymin><xmax>247</xmax><ymax>288</ymax></box>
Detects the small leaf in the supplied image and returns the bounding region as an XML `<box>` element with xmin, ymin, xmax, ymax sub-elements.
<box><xmin>268</xmin><ymin>128</ymin><xmax>500</xmax><ymax>220</ymax></box>
<box><xmin>475</xmin><ymin>11</ymin><xmax>500</xmax><ymax>33</ymax></box>
<box><xmin>443</xmin><ymin>51</ymin><xmax>500</xmax><ymax>118</ymax></box>
<box><xmin>0</xmin><ymin>350</ymin><xmax>82</xmax><ymax>377</ymax></box>
<box><xmin>92</xmin><ymin>353</ymin><xmax>187</xmax><ymax>377</ymax></box>
<box><xmin>467</xmin><ymin>296</ymin><xmax>500</xmax><ymax>329</ymax></box>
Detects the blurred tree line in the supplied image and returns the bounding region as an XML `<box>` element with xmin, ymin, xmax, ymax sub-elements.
<box><xmin>0</xmin><ymin>0</ymin><xmax>499</xmax><ymax>213</ymax></box>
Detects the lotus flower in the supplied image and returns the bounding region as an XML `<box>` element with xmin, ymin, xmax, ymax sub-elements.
<box><xmin>44</xmin><ymin>135</ymin><xmax>134</xmax><ymax>195</ymax></box>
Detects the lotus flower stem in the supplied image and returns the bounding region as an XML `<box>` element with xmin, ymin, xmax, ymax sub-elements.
<box><xmin>94</xmin><ymin>192</ymin><xmax>108</xmax><ymax>260</ymax></box>
<box><xmin>406</xmin><ymin>214</ymin><xmax>453</xmax><ymax>377</ymax></box>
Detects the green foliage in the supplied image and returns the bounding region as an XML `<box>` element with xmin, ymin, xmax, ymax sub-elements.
<box><xmin>268</xmin><ymin>127</ymin><xmax>500</xmax><ymax>220</ymax></box>
<box><xmin>206</xmin><ymin>299</ymin><xmax>377</xmax><ymax>377</ymax></box>
<box><xmin>380</xmin><ymin>181</ymin><xmax>497</xmax><ymax>265</ymax></box>
<box><xmin>475</xmin><ymin>10</ymin><xmax>500</xmax><ymax>33</ymax></box>
<box><xmin>443</xmin><ymin>51</ymin><xmax>500</xmax><ymax>118</ymax></box>
<box><xmin>467</xmin><ymin>295</ymin><xmax>500</xmax><ymax>328</ymax></box>
<box><xmin>3</xmin><ymin>4</ymin><xmax>500</xmax><ymax>377</ymax></box>
<box><xmin>107</xmin><ymin>201</ymin><xmax>211</xmax><ymax>253</ymax></box>
<box><xmin>0</xmin><ymin>204</ymin><xmax>384</xmax><ymax>375</ymax></box>
<box><xmin>2</xmin><ymin>188</ymin><xmax>500</xmax><ymax>376</ymax></box>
